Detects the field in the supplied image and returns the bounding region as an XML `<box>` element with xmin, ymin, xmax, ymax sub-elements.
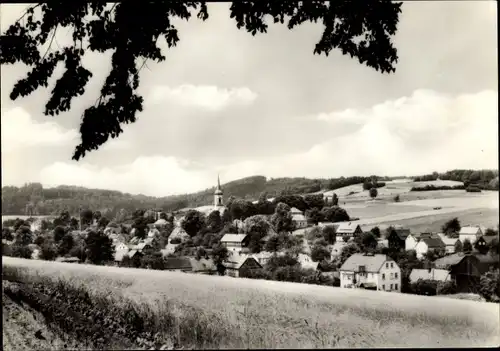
<box><xmin>3</xmin><ymin>257</ymin><xmax>499</xmax><ymax>349</ymax></box>
<box><xmin>320</xmin><ymin>179</ymin><xmax>499</xmax><ymax>233</ymax></box>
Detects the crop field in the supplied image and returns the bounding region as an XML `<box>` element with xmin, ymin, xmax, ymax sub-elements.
<box><xmin>3</xmin><ymin>257</ymin><xmax>499</xmax><ymax>348</ymax></box>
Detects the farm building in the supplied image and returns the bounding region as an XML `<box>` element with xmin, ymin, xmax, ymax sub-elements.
<box><xmin>252</xmin><ymin>251</ymin><xmax>275</xmax><ymax>266</ymax></box>
<box><xmin>433</xmin><ymin>253</ymin><xmax>499</xmax><ymax>293</ymax></box>
<box><xmin>387</xmin><ymin>228</ymin><xmax>411</xmax><ymax>250</ymax></box>
<box><xmin>409</xmin><ymin>268</ymin><xmax>451</xmax><ymax>284</ymax></box>
<box><xmin>169</xmin><ymin>226</ymin><xmax>190</xmax><ymax>243</ymax></box>
<box><xmin>220</xmin><ymin>233</ymin><xmax>250</xmax><ymax>253</ymax></box>
<box><xmin>223</xmin><ymin>253</ymin><xmax>262</xmax><ymax>277</ymax></box>
<box><xmin>414</xmin><ymin>237</ymin><xmax>446</xmax><ymax>260</ymax></box>
<box><xmin>459</xmin><ymin>225</ymin><xmax>483</xmax><ymax>244</ymax></box>
<box><xmin>340</xmin><ymin>253</ymin><xmax>401</xmax><ymax>292</ymax></box>
<box><xmin>114</xmin><ymin>248</ymin><xmax>130</xmax><ymax>263</ymax></box>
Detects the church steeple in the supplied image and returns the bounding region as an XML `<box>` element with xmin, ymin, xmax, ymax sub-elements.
<box><xmin>214</xmin><ymin>174</ymin><xmax>223</xmax><ymax>207</ymax></box>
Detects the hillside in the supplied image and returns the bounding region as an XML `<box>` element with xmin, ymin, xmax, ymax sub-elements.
<box><xmin>2</xmin><ymin>169</ymin><xmax>497</xmax><ymax>218</ymax></box>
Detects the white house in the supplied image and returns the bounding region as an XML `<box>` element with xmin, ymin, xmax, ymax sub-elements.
<box><xmin>414</xmin><ymin>236</ymin><xmax>446</xmax><ymax>260</ymax></box>
<box><xmin>405</xmin><ymin>233</ymin><xmax>433</xmax><ymax>251</ymax></box>
<box><xmin>317</xmin><ymin>222</ymin><xmax>363</xmax><ymax>241</ymax></box>
<box><xmin>290</xmin><ymin>207</ymin><xmax>308</xmax><ymax>228</ymax></box>
<box><xmin>459</xmin><ymin>226</ymin><xmax>483</xmax><ymax>244</ymax></box>
<box><xmin>340</xmin><ymin>253</ymin><xmax>401</xmax><ymax>292</ymax></box>
<box><xmin>220</xmin><ymin>233</ymin><xmax>249</xmax><ymax>253</ymax></box>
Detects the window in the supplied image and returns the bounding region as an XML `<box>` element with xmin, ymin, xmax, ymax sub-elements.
<box><xmin>395</xmin><ymin>284</ymin><xmax>398</xmax><ymax>290</ymax></box>
<box><xmin>386</xmin><ymin>263</ymin><xmax>389</xmax><ymax>268</ymax></box>
<box><xmin>382</xmin><ymin>285</ymin><xmax>385</xmax><ymax>290</ymax></box>
<box><xmin>390</xmin><ymin>262</ymin><xmax>394</xmax><ymax>268</ymax></box>
<box><xmin>382</xmin><ymin>273</ymin><xmax>385</xmax><ymax>280</ymax></box>
<box><xmin>395</xmin><ymin>272</ymin><xmax>398</xmax><ymax>279</ymax></box>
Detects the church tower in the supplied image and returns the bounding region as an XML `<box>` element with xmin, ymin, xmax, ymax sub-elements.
<box><xmin>214</xmin><ymin>174</ymin><xmax>224</xmax><ymax>207</ymax></box>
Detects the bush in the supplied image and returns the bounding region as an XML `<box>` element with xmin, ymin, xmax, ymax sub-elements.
<box><xmin>10</xmin><ymin>244</ymin><xmax>33</xmax><ymax>259</ymax></box>
<box><xmin>39</xmin><ymin>243</ymin><xmax>58</xmax><ymax>261</ymax></box>
<box><xmin>466</xmin><ymin>186</ymin><xmax>481</xmax><ymax>193</ymax></box>
<box><xmin>437</xmin><ymin>280</ymin><xmax>457</xmax><ymax>295</ymax></box>
<box><xmin>393</xmin><ymin>195</ymin><xmax>400</xmax><ymax>202</ymax></box>
<box><xmin>310</xmin><ymin>245</ymin><xmax>331</xmax><ymax>262</ymax></box>
<box><xmin>410</xmin><ymin>279</ymin><xmax>438</xmax><ymax>296</ymax></box>
<box><xmin>479</xmin><ymin>269</ymin><xmax>500</xmax><ymax>303</ymax></box>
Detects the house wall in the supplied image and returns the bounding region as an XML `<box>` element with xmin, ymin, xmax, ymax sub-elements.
<box><xmin>378</xmin><ymin>260</ymin><xmax>402</xmax><ymax>292</ymax></box>
<box><xmin>415</xmin><ymin>241</ymin><xmax>429</xmax><ymax>260</ymax></box>
<box><xmin>459</xmin><ymin>233</ymin><xmax>481</xmax><ymax>244</ymax></box>
<box><xmin>340</xmin><ymin>271</ymin><xmax>379</xmax><ymax>289</ymax></box>
<box><xmin>445</xmin><ymin>244</ymin><xmax>456</xmax><ymax>254</ymax></box>
<box><xmin>405</xmin><ymin>236</ymin><xmax>419</xmax><ymax>251</ymax></box>
<box><xmin>294</xmin><ymin>220</ymin><xmax>308</xmax><ymax>228</ymax></box>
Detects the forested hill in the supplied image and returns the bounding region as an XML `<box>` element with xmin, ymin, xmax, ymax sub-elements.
<box><xmin>2</xmin><ymin>175</ymin><xmax>392</xmax><ymax>217</ymax></box>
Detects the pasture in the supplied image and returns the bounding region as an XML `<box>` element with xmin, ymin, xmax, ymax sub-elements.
<box><xmin>3</xmin><ymin>257</ymin><xmax>499</xmax><ymax>348</ymax></box>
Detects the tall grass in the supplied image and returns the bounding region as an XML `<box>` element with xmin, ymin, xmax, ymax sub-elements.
<box><xmin>3</xmin><ymin>257</ymin><xmax>499</xmax><ymax>348</ymax></box>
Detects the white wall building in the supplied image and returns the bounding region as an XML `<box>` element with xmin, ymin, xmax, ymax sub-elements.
<box><xmin>340</xmin><ymin>253</ymin><xmax>401</xmax><ymax>292</ymax></box>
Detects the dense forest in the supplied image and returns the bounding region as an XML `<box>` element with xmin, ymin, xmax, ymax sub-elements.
<box><xmin>1</xmin><ymin>175</ymin><xmax>400</xmax><ymax>217</ymax></box>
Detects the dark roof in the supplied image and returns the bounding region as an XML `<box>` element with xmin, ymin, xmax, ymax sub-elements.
<box><xmin>391</xmin><ymin>228</ymin><xmax>411</xmax><ymax>240</ymax></box>
<box><xmin>420</xmin><ymin>237</ymin><xmax>445</xmax><ymax>249</ymax></box>
<box><xmin>433</xmin><ymin>253</ymin><xmax>467</xmax><ymax>269</ymax></box>
<box><xmin>480</xmin><ymin>236</ymin><xmax>498</xmax><ymax>244</ymax></box>
<box><xmin>474</xmin><ymin>254</ymin><xmax>499</xmax><ymax>264</ymax></box>
<box><xmin>164</xmin><ymin>257</ymin><xmax>193</xmax><ymax>271</ymax></box>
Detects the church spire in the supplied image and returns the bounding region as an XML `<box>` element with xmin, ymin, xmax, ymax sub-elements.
<box><xmin>217</xmin><ymin>173</ymin><xmax>221</xmax><ymax>190</ymax></box>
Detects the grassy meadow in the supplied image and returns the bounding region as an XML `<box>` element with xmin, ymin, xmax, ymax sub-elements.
<box><xmin>3</xmin><ymin>257</ymin><xmax>499</xmax><ymax>348</ymax></box>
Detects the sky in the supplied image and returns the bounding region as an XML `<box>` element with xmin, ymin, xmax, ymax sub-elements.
<box><xmin>1</xmin><ymin>2</ymin><xmax>498</xmax><ymax>197</ymax></box>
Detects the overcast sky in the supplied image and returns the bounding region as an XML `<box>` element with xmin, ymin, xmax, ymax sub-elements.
<box><xmin>1</xmin><ymin>2</ymin><xmax>498</xmax><ymax>196</ymax></box>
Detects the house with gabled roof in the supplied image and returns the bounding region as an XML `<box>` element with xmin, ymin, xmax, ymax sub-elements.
<box><xmin>437</xmin><ymin>233</ymin><xmax>460</xmax><ymax>254</ymax></box>
<box><xmin>340</xmin><ymin>253</ymin><xmax>401</xmax><ymax>292</ymax></box>
<box><xmin>459</xmin><ymin>225</ymin><xmax>483</xmax><ymax>244</ymax></box>
<box><xmin>220</xmin><ymin>233</ymin><xmax>250</xmax><ymax>253</ymax></box>
<box><xmin>318</xmin><ymin>222</ymin><xmax>363</xmax><ymax>241</ymax></box>
<box><xmin>223</xmin><ymin>252</ymin><xmax>262</xmax><ymax>277</ymax></box>
<box><xmin>414</xmin><ymin>236</ymin><xmax>446</xmax><ymax>259</ymax></box>
<box><xmin>433</xmin><ymin>252</ymin><xmax>499</xmax><ymax>293</ymax></box>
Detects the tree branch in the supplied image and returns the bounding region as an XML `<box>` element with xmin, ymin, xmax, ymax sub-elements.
<box><xmin>41</xmin><ymin>25</ymin><xmax>58</xmax><ymax>61</ymax></box>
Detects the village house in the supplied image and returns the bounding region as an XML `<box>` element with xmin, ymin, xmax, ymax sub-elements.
<box><xmin>223</xmin><ymin>252</ymin><xmax>262</xmax><ymax>277</ymax></box>
<box><xmin>318</xmin><ymin>222</ymin><xmax>363</xmax><ymax>240</ymax></box>
<box><xmin>220</xmin><ymin>233</ymin><xmax>250</xmax><ymax>253</ymax></box>
<box><xmin>437</xmin><ymin>233</ymin><xmax>460</xmax><ymax>254</ymax></box>
<box><xmin>414</xmin><ymin>236</ymin><xmax>446</xmax><ymax>260</ymax></box>
<box><xmin>169</xmin><ymin>226</ymin><xmax>190</xmax><ymax>243</ymax></box>
<box><xmin>405</xmin><ymin>232</ymin><xmax>437</xmax><ymax>251</ymax></box>
<box><xmin>459</xmin><ymin>225</ymin><xmax>483</xmax><ymax>244</ymax></box>
<box><xmin>252</xmin><ymin>251</ymin><xmax>274</xmax><ymax>266</ymax></box>
<box><xmin>340</xmin><ymin>253</ymin><xmax>402</xmax><ymax>292</ymax></box>
<box><xmin>387</xmin><ymin>228</ymin><xmax>411</xmax><ymax>250</ymax></box>
<box><xmin>409</xmin><ymin>268</ymin><xmax>451</xmax><ymax>284</ymax></box>
<box><xmin>433</xmin><ymin>252</ymin><xmax>499</xmax><ymax>293</ymax></box>
<box><xmin>290</xmin><ymin>207</ymin><xmax>308</xmax><ymax>229</ymax></box>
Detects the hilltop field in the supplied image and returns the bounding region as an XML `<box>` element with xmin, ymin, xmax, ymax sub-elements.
<box><xmin>2</xmin><ymin>257</ymin><xmax>499</xmax><ymax>349</ymax></box>
<box><xmin>322</xmin><ymin>179</ymin><xmax>499</xmax><ymax>232</ymax></box>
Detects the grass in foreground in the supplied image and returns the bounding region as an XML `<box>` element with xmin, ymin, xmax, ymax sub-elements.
<box><xmin>3</xmin><ymin>257</ymin><xmax>499</xmax><ymax>348</ymax></box>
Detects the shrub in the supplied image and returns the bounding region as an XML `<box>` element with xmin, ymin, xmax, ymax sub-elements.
<box><xmin>311</xmin><ymin>245</ymin><xmax>331</xmax><ymax>262</ymax></box>
<box><xmin>10</xmin><ymin>244</ymin><xmax>33</xmax><ymax>259</ymax></box>
<box><xmin>479</xmin><ymin>269</ymin><xmax>500</xmax><ymax>303</ymax></box>
<box><xmin>466</xmin><ymin>186</ymin><xmax>481</xmax><ymax>193</ymax></box>
<box><xmin>437</xmin><ymin>280</ymin><xmax>457</xmax><ymax>295</ymax></box>
<box><xmin>410</xmin><ymin>279</ymin><xmax>438</xmax><ymax>296</ymax></box>
<box><xmin>393</xmin><ymin>195</ymin><xmax>400</xmax><ymax>202</ymax></box>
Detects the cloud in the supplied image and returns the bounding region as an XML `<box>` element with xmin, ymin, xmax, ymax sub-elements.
<box><xmin>10</xmin><ymin>89</ymin><xmax>500</xmax><ymax>197</ymax></box>
<box><xmin>1</xmin><ymin>107</ymin><xmax>78</xmax><ymax>153</ymax></box>
<box><xmin>147</xmin><ymin>84</ymin><xmax>258</xmax><ymax>110</ymax></box>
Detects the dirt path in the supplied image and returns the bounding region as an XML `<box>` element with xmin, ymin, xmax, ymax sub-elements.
<box><xmin>2</xmin><ymin>285</ymin><xmax>82</xmax><ymax>351</ymax></box>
